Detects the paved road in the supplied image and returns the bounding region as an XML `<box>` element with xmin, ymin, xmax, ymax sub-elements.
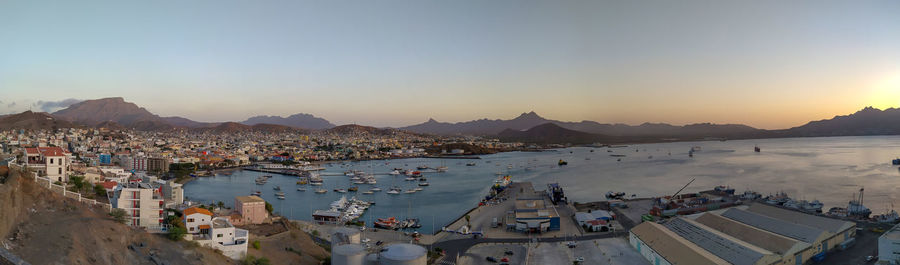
<box><xmin>430</xmin><ymin>232</ymin><xmax>626</xmax><ymax>264</ymax></box>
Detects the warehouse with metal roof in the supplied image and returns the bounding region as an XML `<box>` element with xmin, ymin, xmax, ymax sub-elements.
<box><xmin>630</xmin><ymin>203</ymin><xmax>856</xmax><ymax>265</ymax></box>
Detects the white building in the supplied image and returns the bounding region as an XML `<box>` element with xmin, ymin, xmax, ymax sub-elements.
<box><xmin>183</xmin><ymin>207</ymin><xmax>249</xmax><ymax>260</ymax></box>
<box><xmin>110</xmin><ymin>182</ymin><xmax>165</xmax><ymax>231</ymax></box>
<box><xmin>24</xmin><ymin>147</ymin><xmax>70</xmax><ymax>182</ymax></box>
<box><xmin>879</xmin><ymin>223</ymin><xmax>900</xmax><ymax>264</ymax></box>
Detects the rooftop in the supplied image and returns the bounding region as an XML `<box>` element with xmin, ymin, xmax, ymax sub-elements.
<box><xmin>745</xmin><ymin>203</ymin><xmax>855</xmax><ymax>233</ymax></box>
<box><xmin>235</xmin><ymin>195</ymin><xmax>265</xmax><ymax>204</ymax></box>
<box><xmin>663</xmin><ymin>218</ymin><xmax>776</xmax><ymax>265</ymax></box>
<box><xmin>631</xmin><ymin>222</ymin><xmax>730</xmax><ymax>265</ymax></box>
<box><xmin>184</xmin><ymin>207</ymin><xmax>213</xmax><ymax>216</ymax></box>
<box><xmin>720</xmin><ymin>208</ymin><xmax>825</xmax><ymax>244</ymax></box>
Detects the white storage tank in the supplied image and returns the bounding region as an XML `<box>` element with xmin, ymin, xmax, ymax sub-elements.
<box><xmin>379</xmin><ymin>243</ymin><xmax>427</xmax><ymax>265</ymax></box>
<box><xmin>332</xmin><ymin>227</ymin><xmax>361</xmax><ymax>245</ymax></box>
<box><xmin>364</xmin><ymin>253</ymin><xmax>380</xmax><ymax>265</ymax></box>
<box><xmin>332</xmin><ymin>243</ymin><xmax>366</xmax><ymax>265</ymax></box>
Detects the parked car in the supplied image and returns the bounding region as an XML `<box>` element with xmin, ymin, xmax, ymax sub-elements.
<box><xmin>504</xmin><ymin>250</ymin><xmax>514</xmax><ymax>255</ymax></box>
<box><xmin>486</xmin><ymin>256</ymin><xmax>498</xmax><ymax>262</ymax></box>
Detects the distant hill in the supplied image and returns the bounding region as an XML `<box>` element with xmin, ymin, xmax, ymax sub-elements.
<box><xmin>193</xmin><ymin>122</ymin><xmax>301</xmax><ymax>133</ymax></box>
<box><xmin>775</xmin><ymin>107</ymin><xmax>900</xmax><ymax>137</ymax></box>
<box><xmin>497</xmin><ymin>123</ymin><xmax>609</xmax><ymax>144</ymax></box>
<box><xmin>161</xmin><ymin>116</ymin><xmax>217</xmax><ymax>128</ymax></box>
<box><xmin>52</xmin><ymin>97</ymin><xmax>177</xmax><ymax>130</ymax></box>
<box><xmin>402</xmin><ymin>111</ymin><xmax>761</xmax><ymax>138</ymax></box>
<box><xmin>241</xmin><ymin>113</ymin><xmax>334</xmax><ymax>130</ymax></box>
<box><xmin>0</xmin><ymin>111</ymin><xmax>80</xmax><ymax>130</ymax></box>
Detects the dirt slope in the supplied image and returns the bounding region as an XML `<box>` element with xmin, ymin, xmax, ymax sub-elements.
<box><xmin>0</xmin><ymin>168</ymin><xmax>234</xmax><ymax>265</ymax></box>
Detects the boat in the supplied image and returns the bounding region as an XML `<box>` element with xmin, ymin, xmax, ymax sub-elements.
<box><xmin>713</xmin><ymin>185</ymin><xmax>735</xmax><ymax>195</ymax></box>
<box><xmin>893</xmin><ymin>158</ymin><xmax>900</xmax><ymax>165</ymax></box>
<box><xmin>362</xmin><ymin>191</ymin><xmax>374</xmax><ymax>195</ymax></box>
<box><xmin>740</xmin><ymin>190</ymin><xmax>761</xmax><ymax>200</ymax></box>
<box><xmin>558</xmin><ymin>159</ymin><xmax>568</xmax><ymax>166</ymax></box>
<box><xmin>371</xmin><ymin>187</ymin><xmax>382</xmax><ymax>192</ymax></box>
<box><xmin>389</xmin><ymin>170</ymin><xmax>401</xmax><ymax>175</ymax></box>
<box><xmin>400</xmin><ymin>218</ymin><xmax>422</xmax><ymax>229</ymax></box>
<box><xmin>387</xmin><ymin>187</ymin><xmax>402</xmax><ymax>195</ymax></box>
<box><xmin>418</xmin><ymin>177</ymin><xmax>427</xmax><ymax>181</ymax></box>
<box><xmin>417</xmin><ymin>165</ymin><xmax>429</xmax><ymax>170</ymax></box>
<box><xmin>348</xmin><ymin>186</ymin><xmax>359</xmax><ymax>192</ymax></box>
<box><xmin>606</xmin><ymin>191</ymin><xmax>626</xmax><ymax>199</ymax></box>
<box><xmin>277</xmin><ymin>195</ymin><xmax>286</xmax><ymax>200</ymax></box>
<box><xmin>334</xmin><ymin>188</ymin><xmax>347</xmax><ymax>193</ymax></box>
<box><xmin>764</xmin><ymin>192</ymin><xmax>790</xmax><ymax>205</ymax></box>
<box><xmin>754</xmin><ymin>146</ymin><xmax>761</xmax><ymax>152</ymax></box>
<box><xmin>315</xmin><ymin>189</ymin><xmax>327</xmax><ymax>194</ymax></box>
<box><xmin>466</xmin><ymin>162</ymin><xmax>476</xmax><ymax>166</ymax></box>
<box><xmin>273</xmin><ymin>186</ymin><xmax>281</xmax><ymax>191</ymax></box>
<box><xmin>404</xmin><ymin>189</ymin><xmax>417</xmax><ymax>194</ymax></box>
<box><xmin>691</xmin><ymin>146</ymin><xmax>702</xmax><ymax>152</ymax></box>
<box><xmin>418</xmin><ymin>182</ymin><xmax>429</xmax><ymax>186</ymax></box>
<box><xmin>404</xmin><ymin>177</ymin><xmax>417</xmax><ymax>181</ymax></box>
<box><xmin>296</xmin><ymin>179</ymin><xmax>308</xmax><ymax>185</ymax></box>
<box><xmin>251</xmin><ymin>191</ymin><xmax>262</xmax><ymax>196</ymax></box>
<box><xmin>436</xmin><ymin>166</ymin><xmax>448</xmax><ymax>172</ymax></box>
<box><xmin>310</xmin><ymin>182</ymin><xmax>323</xmax><ymax>186</ymax></box>
<box><xmin>374</xmin><ymin>217</ymin><xmax>399</xmax><ymax>229</ymax></box>
<box><xmin>827</xmin><ymin>207</ymin><xmax>848</xmax><ymax>217</ymax></box>
<box><xmin>275</xmin><ymin>191</ymin><xmax>285</xmax><ymax>196</ymax></box>
<box><xmin>414</xmin><ymin>187</ymin><xmax>424</xmax><ymax>191</ymax></box>
<box><xmin>610</xmin><ymin>154</ymin><xmax>626</xmax><ymax>157</ymax></box>
<box><xmin>297</xmin><ymin>188</ymin><xmax>306</xmax><ymax>192</ymax></box>
<box><xmin>874</xmin><ymin>210</ymin><xmax>899</xmax><ymax>223</ymax></box>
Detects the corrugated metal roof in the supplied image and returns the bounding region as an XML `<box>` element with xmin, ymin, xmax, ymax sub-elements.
<box><xmin>746</xmin><ymin>203</ymin><xmax>854</xmax><ymax>234</ymax></box>
<box><xmin>721</xmin><ymin>208</ymin><xmax>824</xmax><ymax>243</ymax></box>
<box><xmin>663</xmin><ymin>218</ymin><xmax>765</xmax><ymax>265</ymax></box>
<box><xmin>630</xmin><ymin>222</ymin><xmax>731</xmax><ymax>265</ymax></box>
<box><xmin>695</xmin><ymin>213</ymin><xmax>809</xmax><ymax>256</ymax></box>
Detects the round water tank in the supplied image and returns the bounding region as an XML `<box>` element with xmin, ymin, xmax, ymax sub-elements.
<box><xmin>332</xmin><ymin>227</ymin><xmax>362</xmax><ymax>245</ymax></box>
<box><xmin>332</xmin><ymin>243</ymin><xmax>366</xmax><ymax>265</ymax></box>
<box><xmin>380</xmin><ymin>243</ymin><xmax>427</xmax><ymax>265</ymax></box>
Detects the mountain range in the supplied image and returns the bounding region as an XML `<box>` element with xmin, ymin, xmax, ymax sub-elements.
<box><xmin>5</xmin><ymin>97</ymin><xmax>900</xmax><ymax>144</ymax></box>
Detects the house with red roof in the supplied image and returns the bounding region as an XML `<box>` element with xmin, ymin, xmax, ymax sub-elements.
<box><xmin>24</xmin><ymin>147</ymin><xmax>69</xmax><ymax>182</ymax></box>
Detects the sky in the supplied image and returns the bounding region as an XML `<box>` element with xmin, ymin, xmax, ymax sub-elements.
<box><xmin>1</xmin><ymin>0</ymin><xmax>899</xmax><ymax>129</ymax></box>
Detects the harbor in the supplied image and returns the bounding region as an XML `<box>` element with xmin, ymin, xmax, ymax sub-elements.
<box><xmin>185</xmin><ymin>136</ymin><xmax>900</xmax><ymax>236</ymax></box>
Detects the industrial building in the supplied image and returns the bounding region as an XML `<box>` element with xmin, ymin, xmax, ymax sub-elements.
<box><xmin>878</xmin><ymin>222</ymin><xmax>900</xmax><ymax>264</ymax></box>
<box><xmin>630</xmin><ymin>203</ymin><xmax>856</xmax><ymax>265</ymax></box>
<box><xmin>506</xmin><ymin>197</ymin><xmax>561</xmax><ymax>233</ymax></box>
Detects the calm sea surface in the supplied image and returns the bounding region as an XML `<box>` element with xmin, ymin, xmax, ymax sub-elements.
<box><xmin>184</xmin><ymin>136</ymin><xmax>900</xmax><ymax>233</ymax></box>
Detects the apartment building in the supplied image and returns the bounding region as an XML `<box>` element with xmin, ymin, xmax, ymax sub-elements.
<box><xmin>24</xmin><ymin>147</ymin><xmax>69</xmax><ymax>182</ymax></box>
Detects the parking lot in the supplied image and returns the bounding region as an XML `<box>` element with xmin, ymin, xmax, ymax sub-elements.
<box><xmin>527</xmin><ymin>238</ymin><xmax>649</xmax><ymax>265</ymax></box>
<box><xmin>458</xmin><ymin>243</ymin><xmax>527</xmax><ymax>265</ymax></box>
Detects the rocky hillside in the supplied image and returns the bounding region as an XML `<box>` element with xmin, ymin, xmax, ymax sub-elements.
<box><xmin>497</xmin><ymin>123</ymin><xmax>609</xmax><ymax>144</ymax></box>
<box><xmin>52</xmin><ymin>97</ymin><xmax>176</xmax><ymax>130</ymax></box>
<box><xmin>0</xmin><ymin>111</ymin><xmax>80</xmax><ymax>130</ymax></box>
<box><xmin>0</xmin><ymin>168</ymin><xmax>234</xmax><ymax>265</ymax></box>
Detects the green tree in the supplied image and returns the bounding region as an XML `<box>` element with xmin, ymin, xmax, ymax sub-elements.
<box><xmin>110</xmin><ymin>209</ymin><xmax>127</xmax><ymax>224</ymax></box>
<box><xmin>242</xmin><ymin>255</ymin><xmax>271</xmax><ymax>265</ymax></box>
<box><xmin>69</xmin><ymin>175</ymin><xmax>85</xmax><ymax>191</ymax></box>
<box><xmin>94</xmin><ymin>184</ymin><xmax>107</xmax><ymax>197</ymax></box>
<box><xmin>252</xmin><ymin>240</ymin><xmax>261</xmax><ymax>250</ymax></box>
<box><xmin>167</xmin><ymin>226</ymin><xmax>187</xmax><ymax>241</ymax></box>
<box><xmin>465</xmin><ymin>214</ymin><xmax>471</xmax><ymax>227</ymax></box>
<box><xmin>217</xmin><ymin>201</ymin><xmax>225</xmax><ymax>209</ymax></box>
<box><xmin>265</xmin><ymin>202</ymin><xmax>273</xmax><ymax>214</ymax></box>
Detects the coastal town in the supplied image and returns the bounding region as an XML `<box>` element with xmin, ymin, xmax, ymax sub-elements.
<box><xmin>3</xmin><ymin>121</ymin><xmax>900</xmax><ymax>265</ymax></box>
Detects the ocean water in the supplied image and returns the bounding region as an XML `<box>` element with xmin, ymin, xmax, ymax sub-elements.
<box><xmin>184</xmin><ymin>136</ymin><xmax>900</xmax><ymax>233</ymax></box>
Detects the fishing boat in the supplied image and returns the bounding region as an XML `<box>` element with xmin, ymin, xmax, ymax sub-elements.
<box><xmin>334</xmin><ymin>188</ymin><xmax>347</xmax><ymax>193</ymax></box>
<box><xmin>374</xmin><ymin>217</ymin><xmax>399</xmax><ymax>229</ymax></box>
<box><xmin>740</xmin><ymin>190</ymin><xmax>761</xmax><ymax>200</ymax></box>
<box><xmin>297</xmin><ymin>188</ymin><xmax>306</xmax><ymax>192</ymax></box>
<box><xmin>713</xmin><ymin>185</ymin><xmax>735</xmax><ymax>195</ymax></box>
<box><xmin>874</xmin><ymin>210</ymin><xmax>899</xmax><ymax>223</ymax></box>
<box><xmin>348</xmin><ymin>186</ymin><xmax>359</xmax><ymax>192</ymax></box>
<box><xmin>466</xmin><ymin>162</ymin><xmax>476</xmax><ymax>166</ymax></box>
<box><xmin>315</xmin><ymin>189</ymin><xmax>327</xmax><ymax>194</ymax></box>
<box><xmin>606</xmin><ymin>191</ymin><xmax>626</xmax><ymax>199</ymax></box>
<box><xmin>296</xmin><ymin>179</ymin><xmax>308</xmax><ymax>185</ymax></box>
<box><xmin>764</xmin><ymin>192</ymin><xmax>790</xmax><ymax>205</ymax></box>
<box><xmin>558</xmin><ymin>159</ymin><xmax>568</xmax><ymax>166</ymax></box>
<box><xmin>418</xmin><ymin>182</ymin><xmax>429</xmax><ymax>186</ymax></box>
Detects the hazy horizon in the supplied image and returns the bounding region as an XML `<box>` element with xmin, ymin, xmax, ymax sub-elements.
<box><xmin>2</xmin><ymin>0</ymin><xmax>899</xmax><ymax>128</ymax></box>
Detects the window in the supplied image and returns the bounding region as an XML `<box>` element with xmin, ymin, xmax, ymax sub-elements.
<box><xmin>187</xmin><ymin>218</ymin><xmax>194</xmax><ymax>222</ymax></box>
<box><xmin>58</xmin><ymin>159</ymin><xmax>61</xmax><ymax>165</ymax></box>
<box><xmin>50</xmin><ymin>158</ymin><xmax>53</xmax><ymax>164</ymax></box>
<box><xmin>217</xmin><ymin>234</ymin><xmax>223</xmax><ymax>238</ymax></box>
<box><xmin>190</xmin><ymin>227</ymin><xmax>194</xmax><ymax>231</ymax></box>
<box><xmin>58</xmin><ymin>168</ymin><xmax>62</xmax><ymax>175</ymax></box>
